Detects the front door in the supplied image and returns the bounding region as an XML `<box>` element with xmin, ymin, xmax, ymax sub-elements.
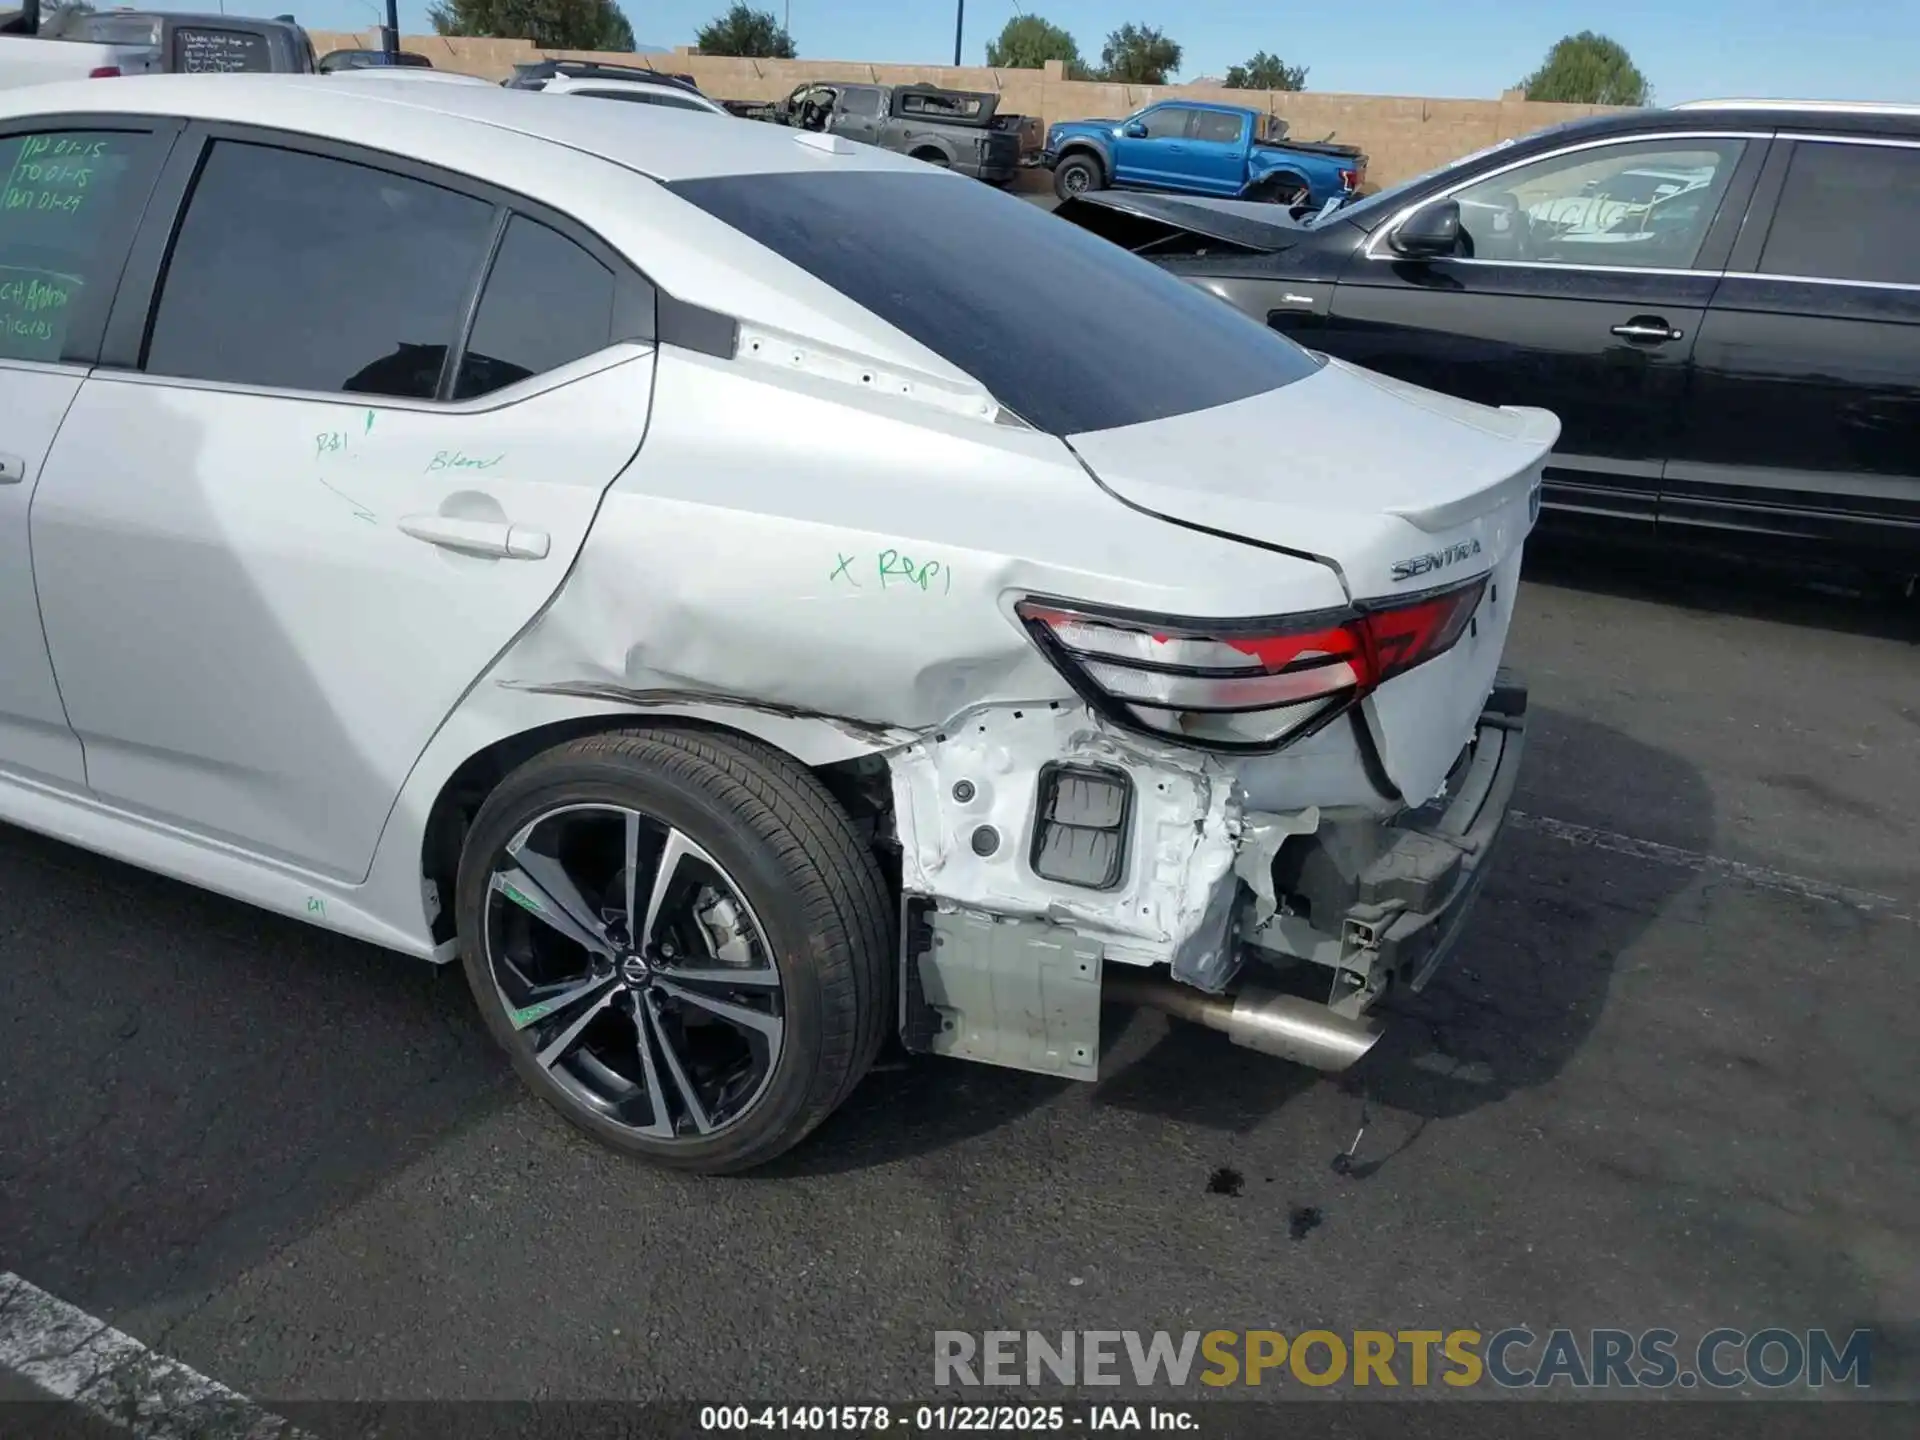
<box><xmin>1323</xmin><ymin>134</ymin><xmax>1763</xmax><ymax>534</ymax></box>
<box><xmin>32</xmin><ymin>131</ymin><xmax>657</xmax><ymax>882</ymax></box>
<box><xmin>1111</xmin><ymin>104</ymin><xmax>1195</xmax><ymax>189</ymax></box>
<box><xmin>0</xmin><ymin>118</ymin><xmax>174</xmax><ymax>787</ymax></box>
<box><xmin>1667</xmin><ymin>136</ymin><xmax>1920</xmax><ymax>559</ymax></box>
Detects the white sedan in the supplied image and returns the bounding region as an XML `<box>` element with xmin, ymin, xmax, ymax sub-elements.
<box><xmin>0</xmin><ymin>74</ymin><xmax>1555</xmax><ymax>1172</ymax></box>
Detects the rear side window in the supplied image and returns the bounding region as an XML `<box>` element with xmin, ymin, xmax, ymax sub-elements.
<box><xmin>580</xmin><ymin>88</ymin><xmax>708</xmax><ymax>112</ymax></box>
<box><xmin>837</xmin><ymin>89</ymin><xmax>883</xmax><ymax>117</ymax></box>
<box><xmin>1758</xmin><ymin>141</ymin><xmax>1920</xmax><ymax>286</ymax></box>
<box><xmin>455</xmin><ymin>215</ymin><xmax>616</xmax><ymax>399</ymax></box>
<box><xmin>670</xmin><ymin>171</ymin><xmax>1321</xmax><ymax>435</ymax></box>
<box><xmin>174</xmin><ymin>27</ymin><xmax>274</xmax><ymax>74</ymax></box>
<box><xmin>0</xmin><ymin>128</ymin><xmax>162</xmax><ymax>364</ymax></box>
<box><xmin>145</xmin><ymin>141</ymin><xmax>496</xmax><ymax>398</ymax></box>
<box><xmin>1191</xmin><ymin>111</ymin><xmax>1242</xmax><ymax>144</ymax></box>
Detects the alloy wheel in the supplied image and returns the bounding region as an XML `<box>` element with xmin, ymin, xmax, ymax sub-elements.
<box><xmin>481</xmin><ymin>803</ymin><xmax>784</xmax><ymax>1141</ymax></box>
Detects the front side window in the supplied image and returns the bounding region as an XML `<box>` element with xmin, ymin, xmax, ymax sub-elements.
<box><xmin>1191</xmin><ymin>111</ymin><xmax>1243</xmax><ymax>145</ymax></box>
<box><xmin>1447</xmin><ymin>138</ymin><xmax>1746</xmax><ymax>268</ymax></box>
<box><xmin>455</xmin><ymin>215</ymin><xmax>617</xmax><ymax>399</ymax></box>
<box><xmin>1137</xmin><ymin>107</ymin><xmax>1192</xmax><ymax>141</ymax></box>
<box><xmin>671</xmin><ymin>170</ymin><xmax>1322</xmax><ymax>436</ymax></box>
<box><xmin>0</xmin><ymin>128</ymin><xmax>160</xmax><ymax>364</ymax></box>
<box><xmin>145</xmin><ymin>141</ymin><xmax>497</xmax><ymax>398</ymax></box>
<box><xmin>1758</xmin><ymin>141</ymin><xmax>1920</xmax><ymax>286</ymax></box>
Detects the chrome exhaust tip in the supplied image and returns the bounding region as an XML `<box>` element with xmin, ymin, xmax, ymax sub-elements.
<box><xmin>1107</xmin><ymin>972</ymin><xmax>1383</xmax><ymax>1072</ymax></box>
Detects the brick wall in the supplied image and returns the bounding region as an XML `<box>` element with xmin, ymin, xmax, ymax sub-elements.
<box><xmin>309</xmin><ymin>33</ymin><xmax>1623</xmax><ymax>189</ymax></box>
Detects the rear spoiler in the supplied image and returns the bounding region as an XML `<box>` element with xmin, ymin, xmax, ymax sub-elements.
<box><xmin>1052</xmin><ymin>190</ymin><xmax>1307</xmax><ymax>257</ymax></box>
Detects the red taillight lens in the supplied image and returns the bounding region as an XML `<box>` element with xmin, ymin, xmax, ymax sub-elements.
<box><xmin>1016</xmin><ymin>577</ymin><xmax>1486</xmax><ymax>753</ymax></box>
<box><xmin>87</xmin><ymin>66</ymin><xmax>123</xmax><ymax>78</ymax></box>
<box><xmin>1339</xmin><ymin>168</ymin><xmax>1358</xmax><ymax>190</ymax></box>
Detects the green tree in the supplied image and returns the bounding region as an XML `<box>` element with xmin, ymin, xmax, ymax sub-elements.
<box><xmin>428</xmin><ymin>0</ymin><xmax>635</xmax><ymax>52</ymax></box>
<box><xmin>1224</xmin><ymin>50</ymin><xmax>1307</xmax><ymax>91</ymax></box>
<box><xmin>1518</xmin><ymin>30</ymin><xmax>1650</xmax><ymax>105</ymax></box>
<box><xmin>985</xmin><ymin>14</ymin><xmax>1083</xmax><ymax>75</ymax></box>
<box><xmin>695</xmin><ymin>4</ymin><xmax>796</xmax><ymax>58</ymax></box>
<box><xmin>1096</xmin><ymin>22</ymin><xmax>1181</xmax><ymax>85</ymax></box>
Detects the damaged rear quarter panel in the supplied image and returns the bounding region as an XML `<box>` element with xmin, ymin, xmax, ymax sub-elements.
<box><xmin>488</xmin><ymin>347</ymin><xmax>1352</xmax><ymax>734</ymax></box>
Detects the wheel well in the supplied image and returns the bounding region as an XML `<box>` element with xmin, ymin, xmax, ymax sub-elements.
<box><xmin>1253</xmin><ymin>169</ymin><xmax>1308</xmax><ymax>196</ymax></box>
<box><xmin>909</xmin><ymin>144</ymin><xmax>948</xmax><ymax>163</ymax></box>
<box><xmin>1057</xmin><ymin>145</ymin><xmax>1105</xmax><ymax>177</ymax></box>
<box><xmin>419</xmin><ymin>715</ymin><xmax>900</xmax><ymax>946</ymax></box>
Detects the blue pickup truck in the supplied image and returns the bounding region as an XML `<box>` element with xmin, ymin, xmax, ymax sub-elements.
<box><xmin>1043</xmin><ymin>101</ymin><xmax>1366</xmax><ymax>208</ymax></box>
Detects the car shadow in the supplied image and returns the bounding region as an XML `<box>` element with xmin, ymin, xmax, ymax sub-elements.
<box><xmin>1523</xmin><ymin>531</ymin><xmax>1920</xmax><ymax>644</ymax></box>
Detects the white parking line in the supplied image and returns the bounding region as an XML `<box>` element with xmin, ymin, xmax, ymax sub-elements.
<box><xmin>1511</xmin><ymin>811</ymin><xmax>1914</xmax><ymax>922</ymax></box>
<box><xmin>0</xmin><ymin>1272</ymin><xmax>309</xmax><ymax>1440</ymax></box>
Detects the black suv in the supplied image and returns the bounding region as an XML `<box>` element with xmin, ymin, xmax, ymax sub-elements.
<box><xmin>1056</xmin><ymin>101</ymin><xmax>1920</xmax><ymax>572</ymax></box>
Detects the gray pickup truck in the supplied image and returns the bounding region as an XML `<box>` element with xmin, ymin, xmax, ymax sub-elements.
<box><xmin>735</xmin><ymin>81</ymin><xmax>1038</xmax><ymax>184</ymax></box>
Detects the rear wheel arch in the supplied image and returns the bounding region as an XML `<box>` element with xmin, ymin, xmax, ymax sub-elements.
<box><xmin>419</xmin><ymin>710</ymin><xmax>899</xmax><ymax>949</ymax></box>
<box><xmin>1249</xmin><ymin>169</ymin><xmax>1311</xmax><ymax>204</ymax></box>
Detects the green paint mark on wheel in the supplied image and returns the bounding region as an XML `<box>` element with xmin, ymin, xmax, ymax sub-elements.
<box><xmin>501</xmin><ymin>882</ymin><xmax>543</xmax><ymax>915</ymax></box>
<box><xmin>509</xmin><ymin>995</ymin><xmax>565</xmax><ymax>1028</ymax></box>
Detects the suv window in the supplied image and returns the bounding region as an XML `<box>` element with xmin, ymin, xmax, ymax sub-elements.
<box><xmin>1758</xmin><ymin>140</ymin><xmax>1920</xmax><ymax>287</ymax></box>
<box><xmin>145</xmin><ymin>141</ymin><xmax>497</xmax><ymax>398</ymax></box>
<box><xmin>1448</xmin><ymin>139</ymin><xmax>1746</xmax><ymax>268</ymax></box>
<box><xmin>836</xmin><ymin>88</ymin><xmax>883</xmax><ymax>118</ymax></box>
<box><xmin>0</xmin><ymin>128</ymin><xmax>161</xmax><ymax>364</ymax></box>
<box><xmin>1190</xmin><ymin>111</ymin><xmax>1243</xmax><ymax>145</ymax></box>
<box><xmin>455</xmin><ymin>215</ymin><xmax>617</xmax><ymax>399</ymax></box>
<box><xmin>578</xmin><ymin>88</ymin><xmax>708</xmax><ymax>112</ymax></box>
<box><xmin>671</xmin><ymin>169</ymin><xmax>1322</xmax><ymax>436</ymax></box>
<box><xmin>1138</xmin><ymin>107</ymin><xmax>1191</xmax><ymax>141</ymax></box>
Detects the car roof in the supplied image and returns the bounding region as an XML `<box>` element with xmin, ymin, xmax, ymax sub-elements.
<box><xmin>1547</xmin><ymin>101</ymin><xmax>1920</xmax><ymax>142</ymax></box>
<box><xmin>0</xmin><ymin>72</ymin><xmax>927</xmax><ymax>181</ymax></box>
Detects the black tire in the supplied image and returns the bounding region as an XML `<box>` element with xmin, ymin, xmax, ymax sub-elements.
<box><xmin>1053</xmin><ymin>153</ymin><xmax>1104</xmax><ymax>201</ymax></box>
<box><xmin>455</xmin><ymin>725</ymin><xmax>893</xmax><ymax>1174</ymax></box>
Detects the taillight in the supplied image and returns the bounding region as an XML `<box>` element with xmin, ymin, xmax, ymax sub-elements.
<box><xmin>88</xmin><ymin>66</ymin><xmax>123</xmax><ymax>78</ymax></box>
<box><xmin>1015</xmin><ymin>576</ymin><xmax>1486</xmax><ymax>753</ymax></box>
<box><xmin>1339</xmin><ymin>168</ymin><xmax>1358</xmax><ymax>190</ymax></box>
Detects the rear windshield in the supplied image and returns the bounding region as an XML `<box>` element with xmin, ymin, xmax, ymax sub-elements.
<box><xmin>669</xmin><ymin>171</ymin><xmax>1321</xmax><ymax>436</ymax></box>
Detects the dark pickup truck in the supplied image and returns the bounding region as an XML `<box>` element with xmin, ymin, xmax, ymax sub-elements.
<box><xmin>731</xmin><ymin>81</ymin><xmax>1039</xmax><ymax>184</ymax></box>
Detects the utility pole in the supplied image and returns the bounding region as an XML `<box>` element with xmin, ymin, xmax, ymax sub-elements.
<box><xmin>382</xmin><ymin>0</ymin><xmax>398</xmax><ymax>59</ymax></box>
<box><xmin>952</xmin><ymin>0</ymin><xmax>963</xmax><ymax>66</ymax></box>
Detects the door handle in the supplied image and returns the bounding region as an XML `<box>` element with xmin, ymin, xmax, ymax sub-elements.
<box><xmin>0</xmin><ymin>453</ymin><xmax>25</xmax><ymax>485</ymax></box>
<box><xmin>1610</xmin><ymin>316</ymin><xmax>1684</xmax><ymax>344</ymax></box>
<box><xmin>398</xmin><ymin>513</ymin><xmax>550</xmax><ymax>560</ymax></box>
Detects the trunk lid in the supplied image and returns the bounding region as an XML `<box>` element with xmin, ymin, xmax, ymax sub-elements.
<box><xmin>1064</xmin><ymin>359</ymin><xmax>1558</xmax><ymax>803</ymax></box>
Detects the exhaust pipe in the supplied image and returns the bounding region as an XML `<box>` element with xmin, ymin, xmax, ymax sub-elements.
<box><xmin>1107</xmin><ymin>972</ymin><xmax>1383</xmax><ymax>1072</ymax></box>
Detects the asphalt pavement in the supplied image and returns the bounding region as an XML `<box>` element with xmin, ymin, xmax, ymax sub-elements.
<box><xmin>2</xmin><ymin>541</ymin><xmax>1917</xmax><ymax>1406</ymax></box>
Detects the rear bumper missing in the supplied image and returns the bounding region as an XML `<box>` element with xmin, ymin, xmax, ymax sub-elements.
<box><xmin>1243</xmin><ymin>669</ymin><xmax>1529</xmax><ymax>1015</ymax></box>
<box><xmin>890</xmin><ymin>672</ymin><xmax>1528</xmax><ymax>1079</ymax></box>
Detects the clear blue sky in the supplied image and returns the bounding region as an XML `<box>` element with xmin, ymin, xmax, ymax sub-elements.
<box><xmin>212</xmin><ymin>0</ymin><xmax>1916</xmax><ymax>103</ymax></box>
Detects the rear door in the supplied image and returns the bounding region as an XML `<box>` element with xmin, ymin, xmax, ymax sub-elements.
<box><xmin>0</xmin><ymin>115</ymin><xmax>175</xmax><ymax>788</ymax></box>
<box><xmin>1185</xmin><ymin>109</ymin><xmax>1248</xmax><ymax>195</ymax></box>
<box><xmin>31</xmin><ymin>126</ymin><xmax>657</xmax><ymax>881</ymax></box>
<box><xmin>1324</xmin><ymin>132</ymin><xmax>1766</xmax><ymax>536</ymax></box>
<box><xmin>1665</xmin><ymin>134</ymin><xmax>1920</xmax><ymax>558</ymax></box>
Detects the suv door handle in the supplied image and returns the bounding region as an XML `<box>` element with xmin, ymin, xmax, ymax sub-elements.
<box><xmin>1610</xmin><ymin>316</ymin><xmax>1684</xmax><ymax>344</ymax></box>
<box><xmin>398</xmin><ymin>513</ymin><xmax>550</xmax><ymax>560</ymax></box>
<box><xmin>0</xmin><ymin>453</ymin><xmax>25</xmax><ymax>485</ymax></box>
